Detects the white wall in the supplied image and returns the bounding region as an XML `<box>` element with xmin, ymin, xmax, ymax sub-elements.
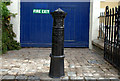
<box><xmin>7</xmin><ymin>0</ymin><xmax>20</xmax><ymax>42</ymax></box>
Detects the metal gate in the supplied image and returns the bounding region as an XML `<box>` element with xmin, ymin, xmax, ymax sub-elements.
<box><xmin>20</xmin><ymin>2</ymin><xmax>90</xmax><ymax>47</ymax></box>
<box><xmin>104</xmin><ymin>6</ymin><xmax>120</xmax><ymax>71</ymax></box>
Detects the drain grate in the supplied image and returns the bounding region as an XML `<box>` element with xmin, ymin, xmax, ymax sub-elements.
<box><xmin>88</xmin><ymin>60</ymin><xmax>99</xmax><ymax>64</ymax></box>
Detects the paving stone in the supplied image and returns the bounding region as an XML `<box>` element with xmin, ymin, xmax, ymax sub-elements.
<box><xmin>0</xmin><ymin>76</ymin><xmax>3</xmax><ymax>80</ymax></box>
<box><xmin>16</xmin><ymin>75</ymin><xmax>28</xmax><ymax>80</ymax></box>
<box><xmin>69</xmin><ymin>64</ymin><xmax>75</xmax><ymax>68</ymax></box>
<box><xmin>61</xmin><ymin>79</ymin><xmax>69</xmax><ymax>81</ymax></box>
<box><xmin>27</xmin><ymin>80</ymin><xmax>40</xmax><ymax>81</ymax></box>
<box><xmin>43</xmin><ymin>63</ymin><xmax>50</xmax><ymax>67</ymax></box>
<box><xmin>85</xmin><ymin>77</ymin><xmax>97</xmax><ymax>81</ymax></box>
<box><xmin>37</xmin><ymin>67</ymin><xmax>42</xmax><ymax>70</ymax></box>
<box><xmin>110</xmin><ymin>78</ymin><xmax>120</xmax><ymax>81</ymax></box>
<box><xmin>93</xmin><ymin>73</ymin><xmax>101</xmax><ymax>77</ymax></box>
<box><xmin>50</xmin><ymin>79</ymin><xmax>61</xmax><ymax>81</ymax></box>
<box><xmin>97</xmin><ymin>78</ymin><xmax>110</xmax><ymax>81</ymax></box>
<box><xmin>61</xmin><ymin>76</ymin><xmax>69</xmax><ymax>80</ymax></box>
<box><xmin>28</xmin><ymin>76</ymin><xmax>40</xmax><ymax>80</ymax></box>
<box><xmin>0</xmin><ymin>69</ymin><xmax>9</xmax><ymax>72</ymax></box>
<box><xmin>67</xmin><ymin>72</ymin><xmax>76</xmax><ymax>77</ymax></box>
<box><xmin>2</xmin><ymin>75</ymin><xmax>15</xmax><ymax>80</ymax></box>
<box><xmin>70</xmin><ymin>76</ymin><xmax>83</xmax><ymax>81</ymax></box>
<box><xmin>8</xmin><ymin>69</ymin><xmax>19</xmax><ymax>75</ymax></box>
<box><xmin>83</xmin><ymin>73</ymin><xmax>93</xmax><ymax>77</ymax></box>
<box><xmin>39</xmin><ymin>73</ymin><xmax>52</xmax><ymax>81</ymax></box>
<box><xmin>75</xmin><ymin>65</ymin><xmax>81</xmax><ymax>68</ymax></box>
<box><xmin>23</xmin><ymin>60</ymin><xmax>29</xmax><ymax>63</ymax></box>
<box><xmin>10</xmin><ymin>64</ymin><xmax>16</xmax><ymax>67</ymax></box>
<box><xmin>1</xmin><ymin>71</ymin><xmax>8</xmax><ymax>75</ymax></box>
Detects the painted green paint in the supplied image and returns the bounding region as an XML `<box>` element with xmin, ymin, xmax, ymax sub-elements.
<box><xmin>33</xmin><ymin>9</ymin><xmax>50</xmax><ymax>14</ymax></box>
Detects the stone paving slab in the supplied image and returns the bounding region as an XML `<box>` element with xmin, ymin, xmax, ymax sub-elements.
<box><xmin>0</xmin><ymin>48</ymin><xmax>120</xmax><ymax>81</ymax></box>
<box><xmin>2</xmin><ymin>75</ymin><xmax>15</xmax><ymax>81</ymax></box>
<box><xmin>0</xmin><ymin>75</ymin><xmax>3</xmax><ymax>80</ymax></box>
<box><xmin>28</xmin><ymin>76</ymin><xmax>40</xmax><ymax>80</ymax></box>
<box><xmin>16</xmin><ymin>75</ymin><xmax>28</xmax><ymax>80</ymax></box>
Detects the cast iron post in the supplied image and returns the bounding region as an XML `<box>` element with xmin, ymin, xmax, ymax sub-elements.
<box><xmin>49</xmin><ymin>8</ymin><xmax>67</xmax><ymax>78</ymax></box>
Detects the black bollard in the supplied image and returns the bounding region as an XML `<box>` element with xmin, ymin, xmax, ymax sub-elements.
<box><xmin>49</xmin><ymin>8</ymin><xmax>67</xmax><ymax>78</ymax></box>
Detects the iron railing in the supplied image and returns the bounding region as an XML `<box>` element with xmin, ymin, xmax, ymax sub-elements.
<box><xmin>98</xmin><ymin>12</ymin><xmax>105</xmax><ymax>40</ymax></box>
<box><xmin>104</xmin><ymin>6</ymin><xmax>120</xmax><ymax>71</ymax></box>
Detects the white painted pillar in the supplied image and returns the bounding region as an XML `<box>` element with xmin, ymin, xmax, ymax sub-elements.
<box><xmin>89</xmin><ymin>0</ymin><xmax>100</xmax><ymax>49</ymax></box>
<box><xmin>89</xmin><ymin>0</ymin><xmax>93</xmax><ymax>49</ymax></box>
<box><xmin>7</xmin><ymin>0</ymin><xmax>20</xmax><ymax>42</ymax></box>
<box><xmin>92</xmin><ymin>0</ymin><xmax>100</xmax><ymax>40</ymax></box>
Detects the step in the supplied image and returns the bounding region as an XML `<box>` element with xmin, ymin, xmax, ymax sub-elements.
<box><xmin>92</xmin><ymin>39</ymin><xmax>104</xmax><ymax>55</ymax></box>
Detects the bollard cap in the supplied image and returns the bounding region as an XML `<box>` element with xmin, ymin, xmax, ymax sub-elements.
<box><xmin>55</xmin><ymin>8</ymin><xmax>64</xmax><ymax>12</ymax></box>
<box><xmin>51</xmin><ymin>8</ymin><xmax>67</xmax><ymax>18</ymax></box>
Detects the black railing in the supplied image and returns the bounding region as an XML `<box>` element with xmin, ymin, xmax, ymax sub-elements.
<box><xmin>98</xmin><ymin>12</ymin><xmax>105</xmax><ymax>40</ymax></box>
<box><xmin>104</xmin><ymin>6</ymin><xmax>120</xmax><ymax>71</ymax></box>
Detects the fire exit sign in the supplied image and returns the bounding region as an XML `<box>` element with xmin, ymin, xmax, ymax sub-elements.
<box><xmin>33</xmin><ymin>9</ymin><xmax>50</xmax><ymax>14</ymax></box>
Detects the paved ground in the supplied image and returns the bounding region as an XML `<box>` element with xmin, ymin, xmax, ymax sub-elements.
<box><xmin>0</xmin><ymin>48</ymin><xmax>120</xmax><ymax>81</ymax></box>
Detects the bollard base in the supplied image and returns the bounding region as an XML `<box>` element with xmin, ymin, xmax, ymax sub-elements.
<box><xmin>49</xmin><ymin>74</ymin><xmax>65</xmax><ymax>78</ymax></box>
<box><xmin>49</xmin><ymin>54</ymin><xmax>65</xmax><ymax>78</ymax></box>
